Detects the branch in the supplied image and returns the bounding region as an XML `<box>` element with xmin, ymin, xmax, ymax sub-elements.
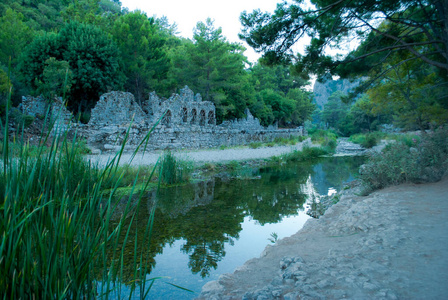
<box><xmin>354</xmin><ymin>12</ymin><xmax>448</xmax><ymax>70</ymax></box>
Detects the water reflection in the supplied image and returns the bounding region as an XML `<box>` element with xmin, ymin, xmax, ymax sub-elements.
<box><xmin>108</xmin><ymin>156</ymin><xmax>365</xmax><ymax>296</ymax></box>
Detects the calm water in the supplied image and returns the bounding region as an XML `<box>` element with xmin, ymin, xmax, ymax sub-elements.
<box><xmin>112</xmin><ymin>156</ymin><xmax>365</xmax><ymax>299</ymax></box>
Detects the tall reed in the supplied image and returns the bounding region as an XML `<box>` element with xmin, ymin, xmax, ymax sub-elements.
<box><xmin>0</xmin><ymin>93</ymin><xmax>161</xmax><ymax>298</ymax></box>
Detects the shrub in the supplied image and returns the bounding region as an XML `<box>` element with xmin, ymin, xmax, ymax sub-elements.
<box><xmin>349</xmin><ymin>132</ymin><xmax>386</xmax><ymax>148</ymax></box>
<box><xmin>360</xmin><ymin>127</ymin><xmax>448</xmax><ymax>193</ymax></box>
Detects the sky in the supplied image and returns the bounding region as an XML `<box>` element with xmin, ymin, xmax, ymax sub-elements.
<box><xmin>119</xmin><ymin>0</ymin><xmax>281</xmax><ymax>62</ymax></box>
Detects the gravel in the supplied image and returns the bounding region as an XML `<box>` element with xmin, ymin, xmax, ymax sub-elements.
<box><xmin>85</xmin><ymin>139</ymin><xmax>314</xmax><ymax>167</ymax></box>
<box><xmin>197</xmin><ymin>177</ymin><xmax>448</xmax><ymax>299</ymax></box>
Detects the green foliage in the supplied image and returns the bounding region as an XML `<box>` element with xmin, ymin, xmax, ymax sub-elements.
<box><xmin>240</xmin><ymin>0</ymin><xmax>448</xmax><ymax>77</ymax></box>
<box><xmin>36</xmin><ymin>57</ymin><xmax>73</xmax><ymax>101</ymax></box>
<box><xmin>21</xmin><ymin>21</ymin><xmax>124</xmax><ymax>112</ymax></box>
<box><xmin>275</xmin><ymin>146</ymin><xmax>329</xmax><ymax>163</ymax></box>
<box><xmin>360</xmin><ymin>127</ymin><xmax>448</xmax><ymax>193</ymax></box>
<box><xmin>160</xmin><ymin>151</ymin><xmax>191</xmax><ymax>185</ymax></box>
<box><xmin>366</xmin><ymin>50</ymin><xmax>448</xmax><ymax>130</ymax></box>
<box><xmin>170</xmin><ymin>18</ymin><xmax>250</xmax><ymax>122</ymax></box>
<box><xmin>247</xmin><ymin>63</ymin><xmax>314</xmax><ymax>127</ymax></box>
<box><xmin>321</xmin><ymin>91</ymin><xmax>350</xmax><ymax>130</ymax></box>
<box><xmin>310</xmin><ymin>129</ymin><xmax>338</xmax><ymax>153</ymax></box>
<box><xmin>0</xmin><ymin>119</ymin><xmax>158</xmax><ymax>298</ymax></box>
<box><xmin>0</xmin><ymin>8</ymin><xmax>33</xmax><ymax>67</ymax></box>
<box><xmin>111</xmin><ymin>10</ymin><xmax>170</xmax><ymax>104</ymax></box>
<box><xmin>349</xmin><ymin>132</ymin><xmax>386</xmax><ymax>148</ymax></box>
<box><xmin>249</xmin><ymin>142</ymin><xmax>262</xmax><ymax>149</ymax></box>
<box><xmin>7</xmin><ymin>107</ymin><xmax>34</xmax><ymax>131</ymax></box>
<box><xmin>0</xmin><ymin>67</ymin><xmax>12</xmax><ymax>117</ymax></box>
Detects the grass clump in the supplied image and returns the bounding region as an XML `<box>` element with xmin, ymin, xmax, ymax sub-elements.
<box><xmin>273</xmin><ymin>146</ymin><xmax>329</xmax><ymax>163</ymax></box>
<box><xmin>1</xmin><ymin>99</ymin><xmax>161</xmax><ymax>298</ymax></box>
<box><xmin>249</xmin><ymin>141</ymin><xmax>263</xmax><ymax>149</ymax></box>
<box><xmin>311</xmin><ymin>129</ymin><xmax>337</xmax><ymax>153</ymax></box>
<box><xmin>349</xmin><ymin>132</ymin><xmax>386</xmax><ymax>148</ymax></box>
<box><xmin>360</xmin><ymin>127</ymin><xmax>448</xmax><ymax>193</ymax></box>
<box><xmin>159</xmin><ymin>150</ymin><xmax>192</xmax><ymax>185</ymax></box>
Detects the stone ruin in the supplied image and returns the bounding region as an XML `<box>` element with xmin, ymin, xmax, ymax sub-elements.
<box><xmin>21</xmin><ymin>95</ymin><xmax>74</xmax><ymax>135</ymax></box>
<box><xmin>21</xmin><ymin>86</ymin><xmax>305</xmax><ymax>153</ymax></box>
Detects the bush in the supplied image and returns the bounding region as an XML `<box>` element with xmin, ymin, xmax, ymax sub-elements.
<box><xmin>360</xmin><ymin>127</ymin><xmax>448</xmax><ymax>193</ymax></box>
<box><xmin>349</xmin><ymin>132</ymin><xmax>386</xmax><ymax>148</ymax></box>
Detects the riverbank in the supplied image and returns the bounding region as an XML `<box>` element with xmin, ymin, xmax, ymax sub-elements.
<box><xmin>86</xmin><ymin>138</ymin><xmax>315</xmax><ymax>167</ymax></box>
<box><xmin>198</xmin><ymin>176</ymin><xmax>448</xmax><ymax>299</ymax></box>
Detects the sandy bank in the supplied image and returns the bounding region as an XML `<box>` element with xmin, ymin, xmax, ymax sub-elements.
<box><xmin>86</xmin><ymin>139</ymin><xmax>313</xmax><ymax>167</ymax></box>
<box><xmin>198</xmin><ymin>177</ymin><xmax>448</xmax><ymax>299</ymax></box>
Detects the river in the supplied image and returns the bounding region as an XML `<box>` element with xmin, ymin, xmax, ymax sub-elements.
<box><xmin>109</xmin><ymin>156</ymin><xmax>365</xmax><ymax>299</ymax></box>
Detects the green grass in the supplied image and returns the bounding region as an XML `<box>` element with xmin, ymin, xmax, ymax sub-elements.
<box><xmin>271</xmin><ymin>146</ymin><xmax>329</xmax><ymax>164</ymax></box>
<box><xmin>159</xmin><ymin>150</ymin><xmax>192</xmax><ymax>185</ymax></box>
<box><xmin>310</xmin><ymin>129</ymin><xmax>338</xmax><ymax>153</ymax></box>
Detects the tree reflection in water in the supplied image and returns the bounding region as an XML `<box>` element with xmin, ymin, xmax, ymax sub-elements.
<box><xmin>109</xmin><ymin>157</ymin><xmax>364</xmax><ymax>280</ymax></box>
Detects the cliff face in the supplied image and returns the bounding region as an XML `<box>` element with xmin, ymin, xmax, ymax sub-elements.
<box><xmin>313</xmin><ymin>77</ymin><xmax>362</xmax><ymax>108</ymax></box>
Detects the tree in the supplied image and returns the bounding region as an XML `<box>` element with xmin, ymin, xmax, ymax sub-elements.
<box><xmin>366</xmin><ymin>52</ymin><xmax>448</xmax><ymax>130</ymax></box>
<box><xmin>0</xmin><ymin>8</ymin><xmax>33</xmax><ymax>67</ymax></box>
<box><xmin>111</xmin><ymin>11</ymin><xmax>170</xmax><ymax>104</ymax></box>
<box><xmin>247</xmin><ymin>62</ymin><xmax>314</xmax><ymax>126</ymax></box>
<box><xmin>239</xmin><ymin>0</ymin><xmax>448</xmax><ymax>78</ymax></box>
<box><xmin>36</xmin><ymin>57</ymin><xmax>73</xmax><ymax>102</ymax></box>
<box><xmin>171</xmin><ymin>19</ymin><xmax>249</xmax><ymax>122</ymax></box>
<box><xmin>248</xmin><ymin>63</ymin><xmax>308</xmax><ymax>95</ymax></box>
<box><xmin>20</xmin><ymin>21</ymin><xmax>124</xmax><ymax>113</ymax></box>
<box><xmin>321</xmin><ymin>91</ymin><xmax>350</xmax><ymax>129</ymax></box>
<box><xmin>287</xmin><ymin>88</ymin><xmax>315</xmax><ymax>126</ymax></box>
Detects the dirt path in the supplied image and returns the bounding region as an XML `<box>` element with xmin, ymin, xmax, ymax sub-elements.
<box><xmin>198</xmin><ymin>177</ymin><xmax>448</xmax><ymax>299</ymax></box>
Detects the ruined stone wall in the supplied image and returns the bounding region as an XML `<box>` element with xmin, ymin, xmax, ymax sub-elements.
<box><xmin>21</xmin><ymin>95</ymin><xmax>47</xmax><ymax>118</ymax></box>
<box><xmin>89</xmin><ymin>91</ymin><xmax>147</xmax><ymax>126</ymax></box>
<box><xmin>51</xmin><ymin>97</ymin><xmax>74</xmax><ymax>135</ymax></box>
<box><xmin>145</xmin><ymin>86</ymin><xmax>216</xmax><ymax>128</ymax></box>
<box><xmin>145</xmin><ymin>126</ymin><xmax>304</xmax><ymax>150</ymax></box>
<box><xmin>21</xmin><ymin>95</ymin><xmax>74</xmax><ymax>135</ymax></box>
<box><xmin>21</xmin><ymin>86</ymin><xmax>306</xmax><ymax>152</ymax></box>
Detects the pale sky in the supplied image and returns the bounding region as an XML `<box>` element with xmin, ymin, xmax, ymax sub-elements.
<box><xmin>120</xmin><ymin>0</ymin><xmax>281</xmax><ymax>62</ymax></box>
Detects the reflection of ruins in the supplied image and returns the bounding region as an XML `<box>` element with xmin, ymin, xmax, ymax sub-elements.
<box><xmin>150</xmin><ymin>178</ymin><xmax>215</xmax><ymax>218</ymax></box>
<box><xmin>21</xmin><ymin>86</ymin><xmax>305</xmax><ymax>151</ymax></box>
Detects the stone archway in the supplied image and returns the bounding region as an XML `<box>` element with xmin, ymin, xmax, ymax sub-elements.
<box><xmin>182</xmin><ymin>107</ymin><xmax>188</xmax><ymax>123</ymax></box>
<box><xmin>199</xmin><ymin>109</ymin><xmax>206</xmax><ymax>126</ymax></box>
<box><xmin>208</xmin><ymin>111</ymin><xmax>215</xmax><ymax>125</ymax></box>
<box><xmin>191</xmin><ymin>109</ymin><xmax>197</xmax><ymax>124</ymax></box>
<box><xmin>162</xmin><ymin>109</ymin><xmax>172</xmax><ymax>127</ymax></box>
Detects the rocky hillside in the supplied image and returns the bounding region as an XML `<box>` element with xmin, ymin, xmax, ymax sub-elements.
<box><xmin>313</xmin><ymin>76</ymin><xmax>362</xmax><ymax>108</ymax></box>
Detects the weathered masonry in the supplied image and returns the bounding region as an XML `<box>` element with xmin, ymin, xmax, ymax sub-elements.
<box><xmin>22</xmin><ymin>86</ymin><xmax>305</xmax><ymax>152</ymax></box>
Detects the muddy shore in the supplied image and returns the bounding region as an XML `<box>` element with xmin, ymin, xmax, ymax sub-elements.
<box><xmin>197</xmin><ymin>177</ymin><xmax>448</xmax><ymax>299</ymax></box>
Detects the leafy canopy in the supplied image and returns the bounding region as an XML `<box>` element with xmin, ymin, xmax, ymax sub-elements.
<box><xmin>20</xmin><ymin>21</ymin><xmax>123</xmax><ymax>112</ymax></box>
<box><xmin>239</xmin><ymin>0</ymin><xmax>448</xmax><ymax>78</ymax></box>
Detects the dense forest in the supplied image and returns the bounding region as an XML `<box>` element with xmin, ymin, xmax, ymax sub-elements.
<box><xmin>1</xmin><ymin>0</ymin><xmax>447</xmax><ymax>132</ymax></box>
<box><xmin>0</xmin><ymin>0</ymin><xmax>314</xmax><ymax>127</ymax></box>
